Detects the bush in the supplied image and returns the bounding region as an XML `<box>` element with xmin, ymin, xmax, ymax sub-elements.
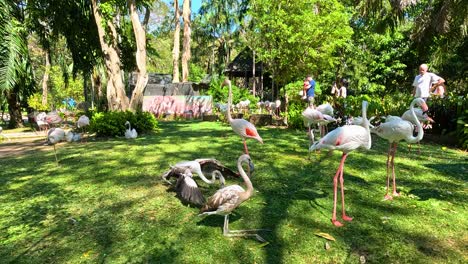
<box><xmin>88</xmin><ymin>111</ymin><xmax>158</xmax><ymax>137</ymax></box>
<box><xmin>208</xmin><ymin>76</ymin><xmax>259</xmax><ymax>109</ymax></box>
<box><xmin>457</xmin><ymin>110</ymin><xmax>468</xmax><ymax>150</ymax></box>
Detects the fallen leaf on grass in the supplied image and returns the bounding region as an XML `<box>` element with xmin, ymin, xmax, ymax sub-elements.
<box><xmin>314</xmin><ymin>232</ymin><xmax>335</xmax><ymax>241</ymax></box>
<box><xmin>257</xmin><ymin>242</ymin><xmax>270</xmax><ymax>248</ymax></box>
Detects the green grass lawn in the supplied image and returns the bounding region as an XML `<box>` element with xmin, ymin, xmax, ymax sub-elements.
<box><xmin>1</xmin><ymin>121</ymin><xmax>467</xmax><ymax>263</ymax></box>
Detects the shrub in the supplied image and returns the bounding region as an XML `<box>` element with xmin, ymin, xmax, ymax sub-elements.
<box><xmin>208</xmin><ymin>76</ymin><xmax>259</xmax><ymax>109</ymax></box>
<box><xmin>88</xmin><ymin>111</ymin><xmax>158</xmax><ymax>137</ymax></box>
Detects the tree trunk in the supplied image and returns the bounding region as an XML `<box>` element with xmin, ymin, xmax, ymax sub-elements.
<box><xmin>91</xmin><ymin>0</ymin><xmax>129</xmax><ymax>111</ymax></box>
<box><xmin>6</xmin><ymin>88</ymin><xmax>24</xmax><ymax>128</ymax></box>
<box><xmin>181</xmin><ymin>0</ymin><xmax>191</xmax><ymax>82</ymax></box>
<box><xmin>128</xmin><ymin>0</ymin><xmax>149</xmax><ymax>111</ymax></box>
<box><xmin>92</xmin><ymin>69</ymin><xmax>104</xmax><ymax>111</ymax></box>
<box><xmin>41</xmin><ymin>49</ymin><xmax>51</xmax><ymax>106</ymax></box>
<box><xmin>172</xmin><ymin>0</ymin><xmax>180</xmax><ymax>83</ymax></box>
<box><xmin>252</xmin><ymin>49</ymin><xmax>256</xmax><ymax>96</ymax></box>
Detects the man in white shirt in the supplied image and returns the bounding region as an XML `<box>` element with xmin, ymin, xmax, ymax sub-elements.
<box><xmin>412</xmin><ymin>64</ymin><xmax>445</xmax><ymax>101</ymax></box>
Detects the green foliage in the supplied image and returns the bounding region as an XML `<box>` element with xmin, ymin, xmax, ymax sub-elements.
<box><xmin>457</xmin><ymin>110</ymin><xmax>468</xmax><ymax>150</ymax></box>
<box><xmin>208</xmin><ymin>76</ymin><xmax>258</xmax><ymax>108</ymax></box>
<box><xmin>188</xmin><ymin>63</ymin><xmax>206</xmax><ymax>83</ymax></box>
<box><xmin>248</xmin><ymin>0</ymin><xmax>353</xmax><ymax>86</ymax></box>
<box><xmin>88</xmin><ymin>110</ymin><xmax>158</xmax><ymax>137</ymax></box>
<box><xmin>49</xmin><ymin>65</ymin><xmax>84</xmax><ymax>109</ymax></box>
<box><xmin>27</xmin><ymin>93</ymin><xmax>50</xmax><ymax>111</ymax></box>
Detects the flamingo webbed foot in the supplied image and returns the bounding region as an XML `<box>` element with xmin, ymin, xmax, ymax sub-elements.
<box><xmin>392</xmin><ymin>191</ymin><xmax>400</xmax><ymax>197</ymax></box>
<box><xmin>384</xmin><ymin>194</ymin><xmax>393</xmax><ymax>201</ymax></box>
<box><xmin>331</xmin><ymin>219</ymin><xmax>344</xmax><ymax>227</ymax></box>
<box><xmin>342</xmin><ymin>215</ymin><xmax>353</xmax><ymax>222</ymax></box>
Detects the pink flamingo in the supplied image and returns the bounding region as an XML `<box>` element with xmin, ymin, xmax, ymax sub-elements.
<box><xmin>302</xmin><ymin>107</ymin><xmax>336</xmax><ymax>144</ymax></box>
<box><xmin>222</xmin><ymin>79</ymin><xmax>263</xmax><ymax>154</ymax></box>
<box><xmin>310</xmin><ymin>101</ymin><xmax>371</xmax><ymax>227</ymax></box>
<box><xmin>371</xmin><ymin>98</ymin><xmax>428</xmax><ymax>200</ymax></box>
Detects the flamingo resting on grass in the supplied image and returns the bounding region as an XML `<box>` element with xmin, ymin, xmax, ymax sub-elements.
<box><xmin>371</xmin><ymin>98</ymin><xmax>428</xmax><ymax>200</ymax></box>
<box><xmin>309</xmin><ymin>101</ymin><xmax>371</xmax><ymax>227</ymax></box>
<box><xmin>222</xmin><ymin>79</ymin><xmax>263</xmax><ymax>154</ymax></box>
<box><xmin>125</xmin><ymin>121</ymin><xmax>138</xmax><ymax>139</ymax></box>
<box><xmin>199</xmin><ymin>154</ymin><xmax>266</xmax><ymax>242</ymax></box>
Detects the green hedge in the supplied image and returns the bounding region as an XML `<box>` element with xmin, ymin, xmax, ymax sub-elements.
<box><xmin>88</xmin><ymin>111</ymin><xmax>158</xmax><ymax>137</ymax></box>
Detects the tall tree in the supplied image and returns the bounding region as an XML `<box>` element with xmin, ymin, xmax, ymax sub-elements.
<box><xmin>194</xmin><ymin>0</ymin><xmax>244</xmax><ymax>75</ymax></box>
<box><xmin>181</xmin><ymin>0</ymin><xmax>191</xmax><ymax>81</ymax></box>
<box><xmin>247</xmin><ymin>0</ymin><xmax>352</xmax><ymax>86</ymax></box>
<box><xmin>172</xmin><ymin>0</ymin><xmax>181</xmax><ymax>83</ymax></box>
<box><xmin>128</xmin><ymin>0</ymin><xmax>150</xmax><ymax>110</ymax></box>
<box><xmin>91</xmin><ymin>0</ymin><xmax>129</xmax><ymax>111</ymax></box>
<box><xmin>0</xmin><ymin>0</ymin><xmax>35</xmax><ymax>128</ymax></box>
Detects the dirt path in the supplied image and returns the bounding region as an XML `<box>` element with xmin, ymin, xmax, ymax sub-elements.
<box><xmin>0</xmin><ymin>137</ymin><xmax>50</xmax><ymax>158</ymax></box>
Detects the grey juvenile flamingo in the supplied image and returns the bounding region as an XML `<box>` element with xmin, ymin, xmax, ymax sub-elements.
<box><xmin>198</xmin><ymin>154</ymin><xmax>266</xmax><ymax>242</ymax></box>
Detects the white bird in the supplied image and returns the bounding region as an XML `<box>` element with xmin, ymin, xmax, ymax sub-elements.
<box><xmin>223</xmin><ymin>79</ymin><xmax>263</xmax><ymax>154</ymax></box>
<box><xmin>124</xmin><ymin>121</ymin><xmax>138</xmax><ymax>139</ymax></box>
<box><xmin>35</xmin><ymin>112</ymin><xmax>49</xmax><ymax>132</ymax></box>
<box><xmin>199</xmin><ymin>154</ymin><xmax>266</xmax><ymax>242</ymax></box>
<box><xmin>316</xmin><ymin>103</ymin><xmax>334</xmax><ymax>116</ymax></box>
<box><xmin>309</xmin><ymin>101</ymin><xmax>371</xmax><ymax>227</ymax></box>
<box><xmin>48</xmin><ymin>128</ymin><xmax>66</xmax><ymax>164</ymax></box>
<box><xmin>76</xmin><ymin>115</ymin><xmax>90</xmax><ymax>141</ymax></box>
<box><xmin>401</xmin><ymin>108</ymin><xmax>434</xmax><ymax>154</ymax></box>
<box><xmin>162</xmin><ymin>158</ymin><xmax>239</xmax><ymax>205</ymax></box>
<box><xmin>371</xmin><ymin>98</ymin><xmax>428</xmax><ymax>200</ymax></box>
<box><xmin>65</xmin><ymin>130</ymin><xmax>81</xmax><ymax>142</ymax></box>
<box><xmin>302</xmin><ymin>107</ymin><xmax>336</xmax><ymax>144</ymax></box>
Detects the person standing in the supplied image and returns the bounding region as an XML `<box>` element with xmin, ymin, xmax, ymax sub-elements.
<box><xmin>306</xmin><ymin>75</ymin><xmax>316</xmax><ymax>107</ymax></box>
<box><xmin>412</xmin><ymin>64</ymin><xmax>445</xmax><ymax>101</ymax></box>
<box><xmin>339</xmin><ymin>78</ymin><xmax>347</xmax><ymax>98</ymax></box>
<box><xmin>302</xmin><ymin>77</ymin><xmax>310</xmax><ymax>100</ymax></box>
<box><xmin>331</xmin><ymin>82</ymin><xmax>339</xmax><ymax>97</ymax></box>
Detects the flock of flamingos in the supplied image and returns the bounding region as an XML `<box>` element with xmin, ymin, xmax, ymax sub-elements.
<box><xmin>160</xmin><ymin>78</ymin><xmax>433</xmax><ymax>242</ymax></box>
<box><xmin>43</xmin><ymin>78</ymin><xmax>433</xmax><ymax>242</ymax></box>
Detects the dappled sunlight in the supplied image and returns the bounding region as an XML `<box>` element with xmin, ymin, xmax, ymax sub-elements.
<box><xmin>0</xmin><ymin>121</ymin><xmax>466</xmax><ymax>263</ymax></box>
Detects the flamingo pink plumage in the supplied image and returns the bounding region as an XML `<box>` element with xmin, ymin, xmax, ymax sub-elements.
<box><xmin>371</xmin><ymin>98</ymin><xmax>428</xmax><ymax>200</ymax></box>
<box><xmin>222</xmin><ymin>79</ymin><xmax>263</xmax><ymax>154</ymax></box>
<box><xmin>310</xmin><ymin>101</ymin><xmax>371</xmax><ymax>227</ymax></box>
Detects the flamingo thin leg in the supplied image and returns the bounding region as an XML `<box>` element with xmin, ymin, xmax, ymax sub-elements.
<box><xmin>243</xmin><ymin>139</ymin><xmax>249</xmax><ymax>155</ymax></box>
<box><xmin>332</xmin><ymin>153</ymin><xmax>348</xmax><ymax>227</ymax></box>
<box><xmin>391</xmin><ymin>143</ymin><xmax>400</xmax><ymax>197</ymax></box>
<box><xmin>223</xmin><ymin>215</ymin><xmax>267</xmax><ymax>242</ymax></box>
<box><xmin>53</xmin><ymin>144</ymin><xmax>59</xmax><ymax>165</ymax></box>
<box><xmin>384</xmin><ymin>143</ymin><xmax>393</xmax><ymax>200</ymax></box>
<box><xmin>339</xmin><ymin>156</ymin><xmax>353</xmax><ymax>222</ymax></box>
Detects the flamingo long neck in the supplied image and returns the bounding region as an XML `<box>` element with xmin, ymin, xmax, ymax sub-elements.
<box><xmin>226</xmin><ymin>80</ymin><xmax>233</xmax><ymax>122</ymax></box>
<box><xmin>408</xmin><ymin>100</ymin><xmax>424</xmax><ymax>143</ymax></box>
<box><xmin>361</xmin><ymin>101</ymin><xmax>371</xmax><ymax>149</ymax></box>
<box><xmin>127</xmin><ymin>122</ymin><xmax>131</xmax><ymax>130</ymax></box>
<box><xmin>194</xmin><ymin>164</ymin><xmax>214</xmax><ymax>184</ymax></box>
<box><xmin>238</xmin><ymin>157</ymin><xmax>253</xmax><ymax>199</ymax></box>
<box><xmin>212</xmin><ymin>170</ymin><xmax>225</xmax><ymax>186</ymax></box>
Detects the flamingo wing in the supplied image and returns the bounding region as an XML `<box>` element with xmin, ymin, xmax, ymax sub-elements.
<box><xmin>231</xmin><ymin>119</ymin><xmax>263</xmax><ymax>143</ymax></box>
<box><xmin>196</xmin><ymin>158</ymin><xmax>240</xmax><ymax>178</ymax></box>
<box><xmin>312</xmin><ymin>125</ymin><xmax>369</xmax><ymax>152</ymax></box>
<box><xmin>372</xmin><ymin>120</ymin><xmax>413</xmax><ymax>142</ymax></box>
<box><xmin>175</xmin><ymin>174</ymin><xmax>206</xmax><ymax>205</ymax></box>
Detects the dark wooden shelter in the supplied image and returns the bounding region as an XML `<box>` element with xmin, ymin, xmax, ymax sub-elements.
<box><xmin>225</xmin><ymin>48</ymin><xmax>263</xmax><ymax>78</ymax></box>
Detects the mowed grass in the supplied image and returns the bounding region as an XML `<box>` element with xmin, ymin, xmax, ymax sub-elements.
<box><xmin>0</xmin><ymin>120</ymin><xmax>467</xmax><ymax>263</ymax></box>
